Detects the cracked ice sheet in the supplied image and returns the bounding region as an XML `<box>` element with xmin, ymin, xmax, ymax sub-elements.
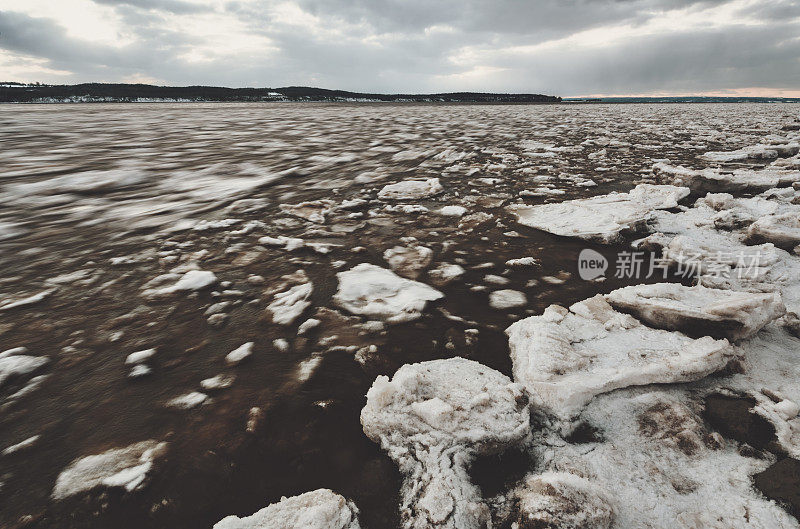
<box><xmin>645</xmin><ymin>194</ymin><xmax>800</xmax><ymax>313</ymax></box>
<box><xmin>505</xmin><ymin>295</ymin><xmax>733</xmax><ymax>420</ymax></box>
<box><xmin>507</xmin><ymin>184</ymin><xmax>689</xmax><ymax>244</ymax></box>
<box><xmin>695</xmin><ymin>323</ymin><xmax>800</xmax><ymax>459</ymax></box>
<box><xmin>530</xmin><ymin>389</ymin><xmax>799</xmax><ymax>529</ymax></box>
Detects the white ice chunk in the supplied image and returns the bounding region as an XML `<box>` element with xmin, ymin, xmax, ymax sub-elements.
<box><xmin>214</xmin><ymin>489</ymin><xmax>361</xmax><ymax>529</ymax></box>
<box><xmin>383</xmin><ymin>245</ymin><xmax>433</xmax><ymax>279</ymax></box>
<box><xmin>52</xmin><ymin>440</ymin><xmax>168</xmax><ymax>500</ymax></box>
<box><xmin>333</xmin><ymin>263</ymin><xmax>443</xmax><ymax>323</ymax></box>
<box><xmin>141</xmin><ymin>270</ymin><xmax>217</xmax><ymax>298</ymax></box>
<box><xmin>225</xmin><ymin>342</ymin><xmax>254</xmax><ymax>365</ymax></box>
<box><xmin>438</xmin><ymin>205</ymin><xmax>467</xmax><ymax>217</ymax></box>
<box><xmin>508</xmin><ymin>184</ymin><xmax>689</xmax><ymax>243</ymax></box>
<box><xmin>0</xmin><ymin>355</ymin><xmax>49</xmax><ymax>389</ymax></box>
<box><xmin>267</xmin><ymin>281</ymin><xmax>313</xmax><ymax>326</ymax></box>
<box><xmin>489</xmin><ymin>289</ymin><xmax>527</xmax><ymax>310</ymax></box>
<box><xmin>0</xmin><ymin>289</ymin><xmax>55</xmax><ymax>311</ymax></box>
<box><xmin>124</xmin><ymin>348</ymin><xmax>156</xmax><ymax>365</ymax></box>
<box><xmin>166</xmin><ymin>391</ymin><xmax>208</xmax><ymax>409</ymax></box>
<box><xmin>747</xmin><ymin>212</ymin><xmax>800</xmax><ymax>249</ymax></box>
<box><xmin>378</xmin><ymin>178</ymin><xmax>444</xmax><ymax>200</ymax></box>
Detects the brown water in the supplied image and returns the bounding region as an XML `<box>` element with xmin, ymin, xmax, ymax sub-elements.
<box><xmin>0</xmin><ymin>102</ymin><xmax>797</xmax><ymax>528</ymax></box>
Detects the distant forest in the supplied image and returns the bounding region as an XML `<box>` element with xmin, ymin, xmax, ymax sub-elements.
<box><xmin>0</xmin><ymin>83</ymin><xmax>562</xmax><ymax>103</ymax></box>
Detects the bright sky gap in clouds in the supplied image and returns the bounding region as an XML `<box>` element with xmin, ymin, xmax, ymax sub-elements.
<box><xmin>0</xmin><ymin>0</ymin><xmax>798</xmax><ymax>97</ymax></box>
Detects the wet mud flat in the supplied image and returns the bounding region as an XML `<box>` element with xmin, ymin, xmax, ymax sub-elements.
<box><xmin>0</xmin><ymin>102</ymin><xmax>799</xmax><ymax>528</ymax></box>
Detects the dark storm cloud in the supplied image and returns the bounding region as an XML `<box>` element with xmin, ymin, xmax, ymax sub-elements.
<box><xmin>735</xmin><ymin>0</ymin><xmax>800</xmax><ymax>21</ymax></box>
<box><xmin>292</xmin><ymin>0</ymin><xmax>729</xmax><ymax>35</ymax></box>
<box><xmin>0</xmin><ymin>0</ymin><xmax>798</xmax><ymax>95</ymax></box>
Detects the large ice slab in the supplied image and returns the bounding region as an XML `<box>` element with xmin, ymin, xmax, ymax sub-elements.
<box><xmin>507</xmin><ymin>184</ymin><xmax>689</xmax><ymax>243</ymax></box>
<box><xmin>333</xmin><ymin>263</ymin><xmax>443</xmax><ymax>323</ymax></box>
<box><xmin>214</xmin><ymin>489</ymin><xmax>361</xmax><ymax>529</ymax></box>
<box><xmin>361</xmin><ymin>358</ymin><xmax>529</xmax><ymax>529</ymax></box>
<box><xmin>606</xmin><ymin>283</ymin><xmax>786</xmax><ymax>341</ymax></box>
<box><xmin>653</xmin><ymin>162</ymin><xmax>798</xmax><ymax>194</ymax></box>
<box><xmin>506</xmin><ymin>295</ymin><xmax>733</xmax><ymax>419</ymax></box>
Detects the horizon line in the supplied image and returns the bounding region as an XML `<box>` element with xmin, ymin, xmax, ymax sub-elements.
<box><xmin>3</xmin><ymin>81</ymin><xmax>800</xmax><ymax>99</ymax></box>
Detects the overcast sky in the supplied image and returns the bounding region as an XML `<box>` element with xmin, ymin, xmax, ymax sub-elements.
<box><xmin>0</xmin><ymin>0</ymin><xmax>798</xmax><ymax>96</ymax></box>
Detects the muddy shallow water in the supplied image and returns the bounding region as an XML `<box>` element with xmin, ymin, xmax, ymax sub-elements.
<box><xmin>0</xmin><ymin>102</ymin><xmax>798</xmax><ymax>528</ymax></box>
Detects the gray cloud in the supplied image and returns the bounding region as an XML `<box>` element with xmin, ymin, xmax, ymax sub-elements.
<box><xmin>92</xmin><ymin>0</ymin><xmax>211</xmax><ymax>14</ymax></box>
<box><xmin>0</xmin><ymin>0</ymin><xmax>798</xmax><ymax>95</ymax></box>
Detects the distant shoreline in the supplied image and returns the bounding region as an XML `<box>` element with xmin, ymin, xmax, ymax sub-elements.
<box><xmin>2</xmin><ymin>83</ymin><xmax>799</xmax><ymax>104</ymax></box>
<box><xmin>0</xmin><ymin>83</ymin><xmax>560</xmax><ymax>104</ymax></box>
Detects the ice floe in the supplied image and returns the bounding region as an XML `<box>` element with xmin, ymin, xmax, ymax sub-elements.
<box><xmin>225</xmin><ymin>342</ymin><xmax>254</xmax><ymax>365</ymax></box>
<box><xmin>383</xmin><ymin>245</ymin><xmax>433</xmax><ymax>279</ymax></box>
<box><xmin>214</xmin><ymin>489</ymin><xmax>361</xmax><ymax>529</ymax></box>
<box><xmin>506</xmin><ymin>295</ymin><xmax>733</xmax><ymax>419</ymax></box>
<box><xmin>508</xmin><ymin>184</ymin><xmax>689</xmax><ymax>243</ymax></box>
<box><xmin>0</xmin><ymin>354</ymin><xmax>49</xmax><ymax>389</ymax></box>
<box><xmin>0</xmin><ymin>289</ymin><xmax>55</xmax><ymax>311</ymax></box>
<box><xmin>166</xmin><ymin>391</ymin><xmax>208</xmax><ymax>409</ymax></box>
<box><xmin>606</xmin><ymin>283</ymin><xmax>786</xmax><ymax>341</ymax></box>
<box><xmin>52</xmin><ymin>440</ymin><xmax>168</xmax><ymax>500</ymax></box>
<box><xmin>124</xmin><ymin>348</ymin><xmax>157</xmax><ymax>365</ymax></box>
<box><xmin>279</xmin><ymin>200</ymin><xmax>336</xmax><ymax>223</ymax></box>
<box><xmin>747</xmin><ymin>212</ymin><xmax>800</xmax><ymax>249</ymax></box>
<box><xmin>428</xmin><ymin>263</ymin><xmax>465</xmax><ymax>287</ymax></box>
<box><xmin>702</xmin><ymin>142</ymin><xmax>799</xmax><ymax>163</ymax></box>
<box><xmin>653</xmin><ymin>162</ymin><xmax>798</xmax><ymax>194</ymax></box>
<box><xmin>333</xmin><ymin>263</ymin><xmax>443</xmax><ymax>323</ymax></box>
<box><xmin>265</xmin><ymin>270</ymin><xmax>313</xmax><ymax>325</ymax></box>
<box><xmin>378</xmin><ymin>178</ymin><xmax>443</xmax><ymax>200</ymax></box>
<box><xmin>361</xmin><ymin>358</ymin><xmax>529</xmax><ymax>529</ymax></box>
<box><xmin>488</xmin><ymin>289</ymin><xmax>527</xmax><ymax>310</ymax></box>
<box><xmin>141</xmin><ymin>270</ymin><xmax>217</xmax><ymax>298</ymax></box>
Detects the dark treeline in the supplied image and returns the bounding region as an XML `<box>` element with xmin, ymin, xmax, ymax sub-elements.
<box><xmin>0</xmin><ymin>83</ymin><xmax>562</xmax><ymax>103</ymax></box>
